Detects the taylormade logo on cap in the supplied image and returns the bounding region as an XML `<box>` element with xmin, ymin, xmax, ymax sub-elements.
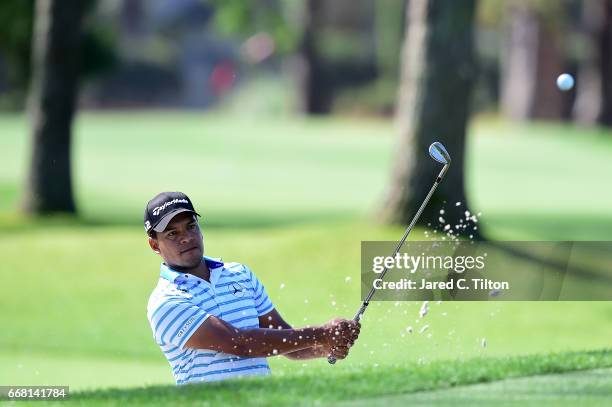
<box><xmin>144</xmin><ymin>192</ymin><xmax>200</xmax><ymax>235</ymax></box>
<box><xmin>152</xmin><ymin>198</ymin><xmax>189</xmax><ymax>216</ymax></box>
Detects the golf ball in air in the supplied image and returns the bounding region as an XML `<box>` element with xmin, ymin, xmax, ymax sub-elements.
<box><xmin>556</xmin><ymin>73</ymin><xmax>574</xmax><ymax>91</ymax></box>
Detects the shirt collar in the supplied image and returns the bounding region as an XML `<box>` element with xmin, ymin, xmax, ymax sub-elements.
<box><xmin>159</xmin><ymin>256</ymin><xmax>225</xmax><ymax>283</ymax></box>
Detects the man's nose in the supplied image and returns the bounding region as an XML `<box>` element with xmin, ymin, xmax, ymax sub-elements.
<box><xmin>179</xmin><ymin>231</ymin><xmax>194</xmax><ymax>244</ymax></box>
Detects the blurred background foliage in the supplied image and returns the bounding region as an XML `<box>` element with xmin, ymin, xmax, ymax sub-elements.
<box><xmin>2</xmin><ymin>0</ymin><xmax>612</xmax><ymax>396</ymax></box>
<box><xmin>0</xmin><ymin>0</ymin><xmax>116</xmax><ymax>109</ymax></box>
<box><xmin>0</xmin><ymin>0</ymin><xmax>609</xmax><ymax>122</ymax></box>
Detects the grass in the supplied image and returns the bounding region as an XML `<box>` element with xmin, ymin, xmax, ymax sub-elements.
<box><xmin>12</xmin><ymin>349</ymin><xmax>612</xmax><ymax>406</ymax></box>
<box><xmin>0</xmin><ymin>113</ymin><xmax>394</xmax><ymax>226</ymax></box>
<box><xmin>334</xmin><ymin>367</ymin><xmax>612</xmax><ymax>407</ymax></box>
<box><xmin>2</xmin><ymin>112</ymin><xmax>612</xmax><ymax>236</ymax></box>
<box><xmin>469</xmin><ymin>119</ymin><xmax>612</xmax><ymax>240</ymax></box>
<box><xmin>1</xmin><ymin>112</ymin><xmax>612</xmax><ymax>404</ymax></box>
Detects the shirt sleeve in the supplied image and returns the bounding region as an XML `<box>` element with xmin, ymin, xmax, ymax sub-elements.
<box><xmin>244</xmin><ymin>265</ymin><xmax>275</xmax><ymax>316</ymax></box>
<box><xmin>148</xmin><ymin>298</ymin><xmax>210</xmax><ymax>349</ymax></box>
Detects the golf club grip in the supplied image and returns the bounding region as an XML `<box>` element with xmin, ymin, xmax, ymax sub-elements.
<box><xmin>328</xmin><ymin>312</ymin><xmax>362</xmax><ymax>365</ymax></box>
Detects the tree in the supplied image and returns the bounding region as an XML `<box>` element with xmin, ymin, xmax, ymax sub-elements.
<box><xmin>212</xmin><ymin>0</ymin><xmax>378</xmax><ymax>115</ymax></box>
<box><xmin>499</xmin><ymin>1</ymin><xmax>566</xmax><ymax>121</ymax></box>
<box><xmin>295</xmin><ymin>0</ymin><xmax>331</xmax><ymax>114</ymax></box>
<box><xmin>0</xmin><ymin>0</ymin><xmax>35</xmax><ymax>100</ymax></box>
<box><xmin>573</xmin><ymin>0</ymin><xmax>612</xmax><ymax>125</ymax></box>
<box><xmin>380</xmin><ymin>0</ymin><xmax>479</xmax><ymax>234</ymax></box>
<box><xmin>0</xmin><ymin>0</ymin><xmax>112</xmax><ymax>108</ymax></box>
<box><xmin>21</xmin><ymin>0</ymin><xmax>88</xmax><ymax>214</ymax></box>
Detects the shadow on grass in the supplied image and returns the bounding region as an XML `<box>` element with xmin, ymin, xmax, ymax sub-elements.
<box><xmin>3</xmin><ymin>208</ymin><xmax>612</xmax><ymax>240</ymax></box>
<box><xmin>483</xmin><ymin>213</ymin><xmax>612</xmax><ymax>241</ymax></box>
<box><xmin>0</xmin><ymin>209</ymin><xmax>360</xmax><ymax>234</ymax></box>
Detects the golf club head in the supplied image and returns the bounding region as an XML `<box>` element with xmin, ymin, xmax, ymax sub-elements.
<box><xmin>429</xmin><ymin>142</ymin><xmax>451</xmax><ymax>165</ymax></box>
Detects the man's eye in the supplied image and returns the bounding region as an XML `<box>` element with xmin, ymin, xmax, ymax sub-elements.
<box><xmin>167</xmin><ymin>232</ymin><xmax>176</xmax><ymax>238</ymax></box>
<box><xmin>189</xmin><ymin>224</ymin><xmax>197</xmax><ymax>230</ymax></box>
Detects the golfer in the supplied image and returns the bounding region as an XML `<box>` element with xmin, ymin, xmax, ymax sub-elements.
<box><xmin>145</xmin><ymin>192</ymin><xmax>360</xmax><ymax>385</ymax></box>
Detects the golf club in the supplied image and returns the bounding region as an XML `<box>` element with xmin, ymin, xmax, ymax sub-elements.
<box><xmin>328</xmin><ymin>142</ymin><xmax>451</xmax><ymax>364</ymax></box>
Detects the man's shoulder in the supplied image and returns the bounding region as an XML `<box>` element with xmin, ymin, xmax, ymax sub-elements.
<box><xmin>146</xmin><ymin>279</ymin><xmax>190</xmax><ymax>317</ymax></box>
<box><xmin>222</xmin><ymin>261</ymin><xmax>250</xmax><ymax>277</ymax></box>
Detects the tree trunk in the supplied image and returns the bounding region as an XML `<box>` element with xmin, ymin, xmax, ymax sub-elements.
<box><xmin>380</xmin><ymin>0</ymin><xmax>479</xmax><ymax>234</ymax></box>
<box><xmin>601</xmin><ymin>1</ymin><xmax>612</xmax><ymax>125</ymax></box>
<box><xmin>500</xmin><ymin>5</ymin><xmax>539</xmax><ymax>120</ymax></box>
<box><xmin>22</xmin><ymin>0</ymin><xmax>86</xmax><ymax>214</ymax></box>
<box><xmin>575</xmin><ymin>0</ymin><xmax>612</xmax><ymax>125</ymax></box>
<box><xmin>500</xmin><ymin>4</ymin><xmax>564</xmax><ymax>121</ymax></box>
<box><xmin>573</xmin><ymin>0</ymin><xmax>605</xmax><ymax>124</ymax></box>
<box><xmin>295</xmin><ymin>0</ymin><xmax>333</xmax><ymax>114</ymax></box>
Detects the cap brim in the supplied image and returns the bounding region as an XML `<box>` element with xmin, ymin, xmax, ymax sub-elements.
<box><xmin>152</xmin><ymin>209</ymin><xmax>200</xmax><ymax>233</ymax></box>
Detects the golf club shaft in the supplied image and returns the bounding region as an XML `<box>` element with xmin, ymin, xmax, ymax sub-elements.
<box><xmin>328</xmin><ymin>163</ymin><xmax>449</xmax><ymax>365</ymax></box>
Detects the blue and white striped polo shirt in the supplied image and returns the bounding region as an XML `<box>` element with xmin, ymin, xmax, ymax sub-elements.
<box><xmin>146</xmin><ymin>256</ymin><xmax>275</xmax><ymax>385</ymax></box>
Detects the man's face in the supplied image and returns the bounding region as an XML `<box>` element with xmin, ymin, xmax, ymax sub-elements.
<box><xmin>148</xmin><ymin>212</ymin><xmax>203</xmax><ymax>269</ymax></box>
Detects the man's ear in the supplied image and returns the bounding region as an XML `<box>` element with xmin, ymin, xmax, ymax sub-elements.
<box><xmin>148</xmin><ymin>236</ymin><xmax>161</xmax><ymax>254</ymax></box>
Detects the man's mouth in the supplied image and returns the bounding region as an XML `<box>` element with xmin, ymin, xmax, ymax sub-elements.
<box><xmin>181</xmin><ymin>246</ymin><xmax>199</xmax><ymax>254</ymax></box>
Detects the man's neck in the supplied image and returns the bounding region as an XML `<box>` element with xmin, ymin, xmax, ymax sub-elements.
<box><xmin>189</xmin><ymin>260</ymin><xmax>211</xmax><ymax>282</ymax></box>
<box><xmin>168</xmin><ymin>258</ymin><xmax>211</xmax><ymax>282</ymax></box>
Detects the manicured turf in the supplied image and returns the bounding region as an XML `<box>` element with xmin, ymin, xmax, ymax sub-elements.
<box><xmin>334</xmin><ymin>367</ymin><xmax>612</xmax><ymax>407</ymax></box>
<box><xmin>15</xmin><ymin>349</ymin><xmax>612</xmax><ymax>406</ymax></box>
<box><xmin>2</xmin><ymin>112</ymin><xmax>612</xmax><ymax>237</ymax></box>
<box><xmin>1</xmin><ymin>112</ymin><xmax>612</xmax><ymax>404</ymax></box>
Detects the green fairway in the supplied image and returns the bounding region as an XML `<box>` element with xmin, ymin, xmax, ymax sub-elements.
<box><xmin>13</xmin><ymin>349</ymin><xmax>612</xmax><ymax>406</ymax></box>
<box><xmin>469</xmin><ymin>119</ymin><xmax>612</xmax><ymax>240</ymax></box>
<box><xmin>1</xmin><ymin>112</ymin><xmax>612</xmax><ymax>403</ymax></box>
<box><xmin>333</xmin><ymin>367</ymin><xmax>612</xmax><ymax>407</ymax></box>
<box><xmin>2</xmin><ymin>221</ymin><xmax>612</xmax><ymax>392</ymax></box>
<box><xmin>2</xmin><ymin>112</ymin><xmax>612</xmax><ymax>237</ymax></box>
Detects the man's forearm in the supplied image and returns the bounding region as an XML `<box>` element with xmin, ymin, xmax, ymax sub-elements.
<box><xmin>284</xmin><ymin>345</ymin><xmax>328</xmax><ymax>360</ymax></box>
<box><xmin>236</xmin><ymin>326</ymin><xmax>327</xmax><ymax>357</ymax></box>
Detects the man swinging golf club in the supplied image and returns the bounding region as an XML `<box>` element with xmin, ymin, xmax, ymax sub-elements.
<box><xmin>145</xmin><ymin>191</ymin><xmax>360</xmax><ymax>385</ymax></box>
